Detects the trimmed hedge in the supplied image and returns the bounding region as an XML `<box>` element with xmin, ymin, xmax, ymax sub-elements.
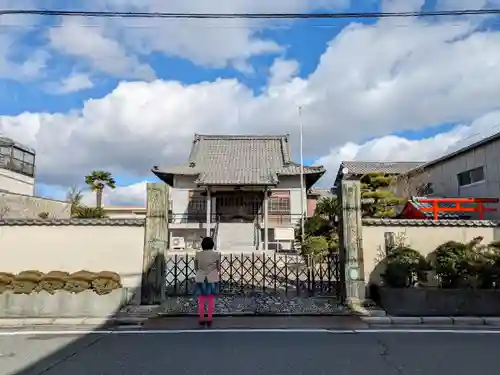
<box><xmin>0</xmin><ymin>270</ymin><xmax>122</xmax><ymax>295</ymax></box>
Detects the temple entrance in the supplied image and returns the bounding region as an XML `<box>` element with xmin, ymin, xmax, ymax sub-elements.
<box><xmin>215</xmin><ymin>191</ymin><xmax>263</xmax><ymax>223</ymax></box>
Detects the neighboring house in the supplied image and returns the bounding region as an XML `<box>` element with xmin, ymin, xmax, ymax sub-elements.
<box><xmin>0</xmin><ymin>135</ymin><xmax>36</xmax><ymax>196</ymax></box>
<box><xmin>307</xmin><ymin>188</ymin><xmax>334</xmax><ymax>217</ymax></box>
<box><xmin>152</xmin><ymin>134</ymin><xmax>325</xmax><ymax>252</ymax></box>
<box><xmin>399</xmin><ymin>131</ymin><xmax>500</xmax><ymax>219</ymax></box>
<box><xmin>333</xmin><ymin>161</ymin><xmax>424</xmax><ymax>192</ymax></box>
<box><xmin>102</xmin><ymin>206</ymin><xmax>147</xmax><ymax>219</ymax></box>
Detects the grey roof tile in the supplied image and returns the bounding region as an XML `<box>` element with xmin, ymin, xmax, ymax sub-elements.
<box><xmin>154</xmin><ymin>134</ymin><xmax>325</xmax><ymax>186</ymax></box>
<box><xmin>362</xmin><ymin>218</ymin><xmax>500</xmax><ymax>227</ymax></box>
<box><xmin>0</xmin><ymin>218</ymin><xmax>145</xmax><ymax>226</ymax></box>
<box><xmin>341</xmin><ymin>161</ymin><xmax>424</xmax><ymax>175</ymax></box>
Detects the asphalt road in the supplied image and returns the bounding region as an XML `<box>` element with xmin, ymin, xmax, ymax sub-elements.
<box><xmin>1</xmin><ymin>326</ymin><xmax>500</xmax><ymax>375</ymax></box>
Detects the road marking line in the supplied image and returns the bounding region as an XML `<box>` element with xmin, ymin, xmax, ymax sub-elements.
<box><xmin>0</xmin><ymin>328</ymin><xmax>500</xmax><ymax>335</ymax></box>
<box><xmin>0</xmin><ymin>328</ymin><xmax>344</xmax><ymax>335</ymax></box>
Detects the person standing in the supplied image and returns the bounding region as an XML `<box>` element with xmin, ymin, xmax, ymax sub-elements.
<box><xmin>194</xmin><ymin>237</ymin><xmax>221</xmax><ymax>326</ymax></box>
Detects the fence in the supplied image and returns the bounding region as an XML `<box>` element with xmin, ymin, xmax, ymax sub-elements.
<box><xmin>165</xmin><ymin>253</ymin><xmax>341</xmax><ymax>298</ymax></box>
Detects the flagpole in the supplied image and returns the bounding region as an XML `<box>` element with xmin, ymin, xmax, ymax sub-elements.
<box><xmin>298</xmin><ymin>106</ymin><xmax>305</xmax><ymax>248</ymax></box>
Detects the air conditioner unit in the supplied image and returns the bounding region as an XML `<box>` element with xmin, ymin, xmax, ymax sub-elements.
<box><xmin>171</xmin><ymin>236</ymin><xmax>186</xmax><ymax>250</ymax></box>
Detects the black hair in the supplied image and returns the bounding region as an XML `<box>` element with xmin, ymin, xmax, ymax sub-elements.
<box><xmin>201</xmin><ymin>237</ymin><xmax>215</xmax><ymax>250</ymax></box>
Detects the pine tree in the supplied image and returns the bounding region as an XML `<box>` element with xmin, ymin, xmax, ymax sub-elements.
<box><xmin>360</xmin><ymin>172</ymin><xmax>406</xmax><ymax>218</ymax></box>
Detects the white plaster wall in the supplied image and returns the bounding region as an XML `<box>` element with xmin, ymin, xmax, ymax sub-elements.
<box><xmin>173</xmin><ymin>175</ymin><xmax>197</xmax><ymax>189</ymax></box>
<box><xmin>0</xmin><ymin>192</ymin><xmax>70</xmax><ymax>219</ymax></box>
<box><xmin>362</xmin><ymin>224</ymin><xmax>499</xmax><ymax>285</ymax></box>
<box><xmin>171</xmin><ymin>175</ymin><xmax>197</xmax><ymax>222</ymax></box>
<box><xmin>0</xmin><ymin>225</ymin><xmax>145</xmax><ymax>289</ymax></box>
<box><xmin>0</xmin><ymin>168</ymin><xmax>34</xmax><ymax>196</ymax></box>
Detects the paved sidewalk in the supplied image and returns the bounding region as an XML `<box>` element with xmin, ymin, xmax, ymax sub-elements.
<box><xmin>142</xmin><ymin>315</ymin><xmax>367</xmax><ymax>330</ymax></box>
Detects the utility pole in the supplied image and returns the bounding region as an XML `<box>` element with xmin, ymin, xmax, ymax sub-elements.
<box><xmin>298</xmin><ymin>106</ymin><xmax>305</xmax><ymax>249</ymax></box>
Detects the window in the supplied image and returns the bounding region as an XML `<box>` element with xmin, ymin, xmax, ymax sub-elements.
<box><xmin>187</xmin><ymin>191</ymin><xmax>206</xmax><ymax>214</ymax></box>
<box><xmin>269</xmin><ymin>197</ymin><xmax>290</xmax><ymax>214</ymax></box>
<box><xmin>0</xmin><ymin>146</ymin><xmax>36</xmax><ymax>177</ymax></box>
<box><xmin>457</xmin><ymin>167</ymin><xmax>485</xmax><ymax>187</ymax></box>
<box><xmin>23</xmin><ymin>152</ymin><xmax>35</xmax><ymax>164</ymax></box>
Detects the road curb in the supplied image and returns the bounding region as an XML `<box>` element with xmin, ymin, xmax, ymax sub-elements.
<box><xmin>362</xmin><ymin>316</ymin><xmax>500</xmax><ymax>326</ymax></box>
<box><xmin>0</xmin><ymin>317</ymin><xmax>149</xmax><ymax>328</ymax></box>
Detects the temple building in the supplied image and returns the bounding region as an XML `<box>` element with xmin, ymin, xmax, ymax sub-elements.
<box><xmin>152</xmin><ymin>134</ymin><xmax>325</xmax><ymax>252</ymax></box>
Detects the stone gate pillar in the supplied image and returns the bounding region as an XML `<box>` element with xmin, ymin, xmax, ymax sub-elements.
<box><xmin>141</xmin><ymin>182</ymin><xmax>169</xmax><ymax>305</ymax></box>
<box><xmin>339</xmin><ymin>180</ymin><xmax>365</xmax><ymax>305</ymax></box>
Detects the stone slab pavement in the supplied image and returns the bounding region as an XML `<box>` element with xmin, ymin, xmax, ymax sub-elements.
<box><xmin>1</xmin><ymin>324</ymin><xmax>500</xmax><ymax>374</ymax></box>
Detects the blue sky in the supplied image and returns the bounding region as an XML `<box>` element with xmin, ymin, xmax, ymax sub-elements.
<box><xmin>2</xmin><ymin>0</ymin><xmax>500</xmax><ymax>205</ymax></box>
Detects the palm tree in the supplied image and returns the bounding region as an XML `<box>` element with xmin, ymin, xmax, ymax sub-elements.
<box><xmin>84</xmin><ymin>170</ymin><xmax>116</xmax><ymax>209</ymax></box>
<box><xmin>66</xmin><ymin>186</ymin><xmax>84</xmax><ymax>217</ymax></box>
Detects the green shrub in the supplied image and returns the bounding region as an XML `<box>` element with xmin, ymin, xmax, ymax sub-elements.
<box><xmin>301</xmin><ymin>236</ymin><xmax>329</xmax><ymax>261</ymax></box>
<box><xmin>74</xmin><ymin>206</ymin><xmax>106</xmax><ymax>218</ymax></box>
<box><xmin>473</xmin><ymin>246</ymin><xmax>500</xmax><ymax>289</ymax></box>
<box><xmin>434</xmin><ymin>241</ymin><xmax>474</xmax><ymax>288</ymax></box>
<box><xmin>91</xmin><ymin>271</ymin><xmax>122</xmax><ymax>295</ymax></box>
<box><xmin>382</xmin><ymin>247</ymin><xmax>429</xmax><ymax>288</ymax></box>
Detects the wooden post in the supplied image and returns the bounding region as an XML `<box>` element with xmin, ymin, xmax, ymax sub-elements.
<box><xmin>206</xmin><ymin>187</ymin><xmax>211</xmax><ymax>237</ymax></box>
<box><xmin>338</xmin><ymin>180</ymin><xmax>364</xmax><ymax>305</ymax></box>
<box><xmin>141</xmin><ymin>182</ymin><xmax>169</xmax><ymax>305</ymax></box>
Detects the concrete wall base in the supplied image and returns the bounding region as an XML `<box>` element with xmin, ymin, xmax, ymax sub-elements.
<box><xmin>0</xmin><ymin>289</ymin><xmax>128</xmax><ymax>318</ymax></box>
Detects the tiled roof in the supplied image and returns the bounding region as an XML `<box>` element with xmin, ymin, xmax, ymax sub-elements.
<box><xmin>340</xmin><ymin>161</ymin><xmax>424</xmax><ymax>175</ymax></box>
<box><xmin>333</xmin><ymin>161</ymin><xmax>425</xmax><ymax>187</ymax></box>
<box><xmin>362</xmin><ymin>219</ymin><xmax>500</xmax><ymax>227</ymax></box>
<box><xmin>0</xmin><ymin>218</ymin><xmax>145</xmax><ymax>226</ymax></box>
<box><xmin>153</xmin><ymin>134</ymin><xmax>325</xmax><ymax>186</ymax></box>
<box><xmin>308</xmin><ymin>188</ymin><xmax>334</xmax><ymax>197</ymax></box>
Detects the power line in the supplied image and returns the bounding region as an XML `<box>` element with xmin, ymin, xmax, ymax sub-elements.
<box><xmin>0</xmin><ymin>8</ymin><xmax>500</xmax><ymax>19</ymax></box>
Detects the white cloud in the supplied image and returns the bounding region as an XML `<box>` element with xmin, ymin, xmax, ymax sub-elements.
<box><xmin>45</xmin><ymin>0</ymin><xmax>348</xmax><ymax>73</ymax></box>
<box><xmin>82</xmin><ymin>181</ymin><xmax>147</xmax><ymax>207</ymax></box>
<box><xmin>47</xmin><ymin>72</ymin><xmax>94</xmax><ymax>94</ymax></box>
<box><xmin>314</xmin><ymin>112</ymin><xmax>500</xmax><ymax>186</ymax></box>
<box><xmin>48</xmin><ymin>18</ymin><xmax>155</xmax><ymax>80</ymax></box>
<box><xmin>3</xmin><ymin>5</ymin><xmax>500</xmax><ymax>204</ymax></box>
<box><xmin>268</xmin><ymin>58</ymin><xmax>300</xmax><ymax>87</ymax></box>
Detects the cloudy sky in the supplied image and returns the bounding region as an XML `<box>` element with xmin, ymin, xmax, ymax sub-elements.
<box><xmin>2</xmin><ymin>0</ymin><xmax>500</xmax><ymax>206</ymax></box>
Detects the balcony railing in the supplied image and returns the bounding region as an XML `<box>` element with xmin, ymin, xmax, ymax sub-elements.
<box><xmin>168</xmin><ymin>213</ymin><xmax>219</xmax><ymax>224</ymax></box>
<box><xmin>257</xmin><ymin>213</ymin><xmax>303</xmax><ymax>226</ymax></box>
<box><xmin>169</xmin><ymin>212</ymin><xmax>304</xmax><ymax>225</ymax></box>
<box><xmin>0</xmin><ymin>156</ymin><xmax>35</xmax><ymax>177</ymax></box>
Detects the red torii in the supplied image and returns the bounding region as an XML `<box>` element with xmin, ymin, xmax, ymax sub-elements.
<box><xmin>417</xmin><ymin>197</ymin><xmax>499</xmax><ymax>220</ymax></box>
